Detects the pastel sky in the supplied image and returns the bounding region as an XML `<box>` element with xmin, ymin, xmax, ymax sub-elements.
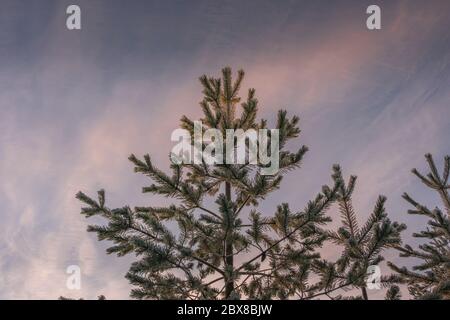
<box><xmin>0</xmin><ymin>0</ymin><xmax>449</xmax><ymax>299</ymax></box>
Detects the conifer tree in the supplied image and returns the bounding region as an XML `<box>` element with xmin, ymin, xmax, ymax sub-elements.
<box><xmin>77</xmin><ymin>67</ymin><xmax>333</xmax><ymax>299</ymax></box>
<box><xmin>310</xmin><ymin>165</ymin><xmax>406</xmax><ymax>300</ymax></box>
<box><xmin>388</xmin><ymin>154</ymin><xmax>450</xmax><ymax>299</ymax></box>
<box><xmin>76</xmin><ymin>68</ymin><xmax>404</xmax><ymax>300</ymax></box>
<box><xmin>235</xmin><ymin>165</ymin><xmax>405</xmax><ymax>300</ymax></box>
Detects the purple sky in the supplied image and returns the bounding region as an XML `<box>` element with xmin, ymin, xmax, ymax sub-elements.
<box><xmin>0</xmin><ymin>0</ymin><xmax>449</xmax><ymax>299</ymax></box>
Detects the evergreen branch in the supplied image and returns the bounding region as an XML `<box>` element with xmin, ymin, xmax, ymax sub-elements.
<box><xmin>236</xmin><ymin>188</ymin><xmax>336</xmax><ymax>273</ymax></box>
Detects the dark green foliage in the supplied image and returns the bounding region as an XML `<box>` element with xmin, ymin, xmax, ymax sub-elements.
<box><xmin>385</xmin><ymin>285</ymin><xmax>401</xmax><ymax>300</ymax></box>
<box><xmin>303</xmin><ymin>166</ymin><xmax>406</xmax><ymax>300</ymax></box>
<box><xmin>76</xmin><ymin>68</ymin><xmax>406</xmax><ymax>300</ymax></box>
<box><xmin>77</xmin><ymin>68</ymin><xmax>314</xmax><ymax>300</ymax></box>
<box><xmin>388</xmin><ymin>154</ymin><xmax>450</xmax><ymax>299</ymax></box>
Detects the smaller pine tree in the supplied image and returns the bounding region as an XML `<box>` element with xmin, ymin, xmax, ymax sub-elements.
<box><xmin>388</xmin><ymin>154</ymin><xmax>450</xmax><ymax>299</ymax></box>
<box><xmin>310</xmin><ymin>165</ymin><xmax>406</xmax><ymax>300</ymax></box>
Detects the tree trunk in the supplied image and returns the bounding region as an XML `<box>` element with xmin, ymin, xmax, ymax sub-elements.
<box><xmin>361</xmin><ymin>287</ymin><xmax>368</xmax><ymax>300</ymax></box>
<box><xmin>224</xmin><ymin>181</ymin><xmax>234</xmax><ymax>298</ymax></box>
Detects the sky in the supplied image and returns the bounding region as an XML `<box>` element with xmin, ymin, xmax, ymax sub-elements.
<box><xmin>0</xmin><ymin>0</ymin><xmax>449</xmax><ymax>299</ymax></box>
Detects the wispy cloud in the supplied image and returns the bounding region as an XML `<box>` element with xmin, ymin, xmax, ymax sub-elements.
<box><xmin>0</xmin><ymin>0</ymin><xmax>449</xmax><ymax>299</ymax></box>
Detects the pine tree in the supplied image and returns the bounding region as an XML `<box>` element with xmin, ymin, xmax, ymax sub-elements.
<box><xmin>76</xmin><ymin>67</ymin><xmax>315</xmax><ymax>299</ymax></box>
<box><xmin>305</xmin><ymin>165</ymin><xmax>406</xmax><ymax>300</ymax></box>
<box><xmin>388</xmin><ymin>154</ymin><xmax>450</xmax><ymax>299</ymax></box>
<box><xmin>76</xmin><ymin>68</ymin><xmax>404</xmax><ymax>300</ymax></box>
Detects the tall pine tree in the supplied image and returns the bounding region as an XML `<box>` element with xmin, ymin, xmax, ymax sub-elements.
<box><xmin>76</xmin><ymin>68</ymin><xmax>404</xmax><ymax>299</ymax></box>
